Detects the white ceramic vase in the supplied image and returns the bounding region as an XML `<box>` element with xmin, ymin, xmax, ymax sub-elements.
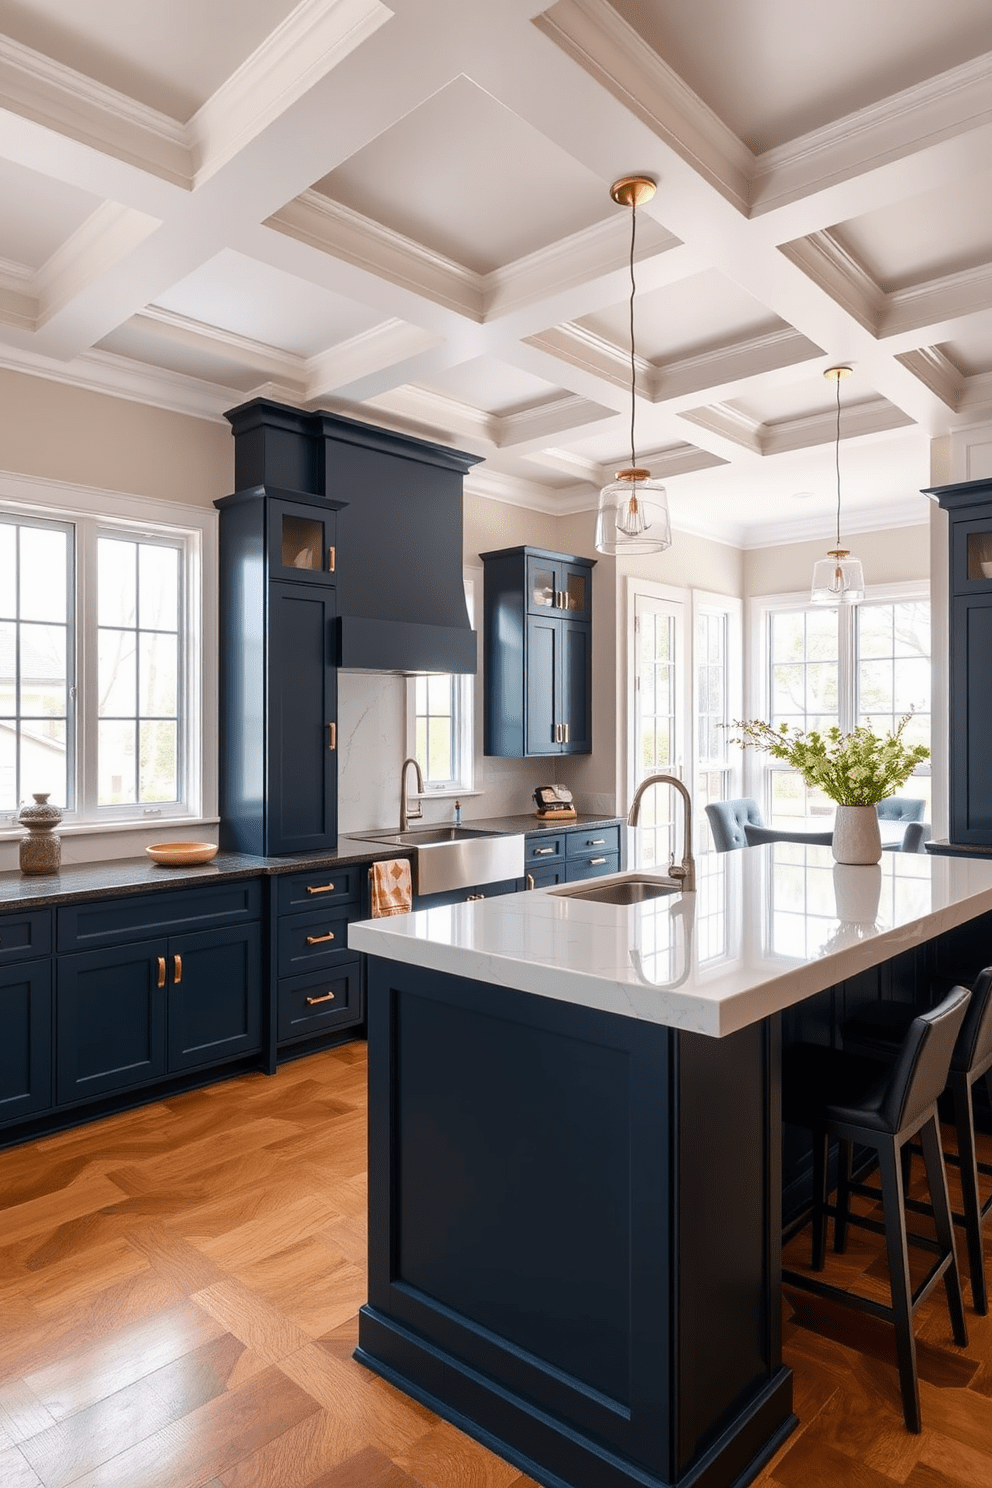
<box><xmin>832</xmin><ymin>803</ymin><xmax>882</xmax><ymax>865</ymax></box>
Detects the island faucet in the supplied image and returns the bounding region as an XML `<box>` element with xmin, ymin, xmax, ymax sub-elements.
<box><xmin>627</xmin><ymin>772</ymin><xmax>696</xmax><ymax>892</ymax></box>
<box><xmin>400</xmin><ymin>757</ymin><xmax>425</xmax><ymax>832</ymax></box>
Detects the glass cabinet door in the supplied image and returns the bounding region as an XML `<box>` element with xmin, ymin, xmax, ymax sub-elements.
<box><xmin>562</xmin><ymin>564</ymin><xmax>591</xmax><ymax>620</ymax></box>
<box><xmin>268</xmin><ymin>499</ymin><xmax>336</xmax><ymax>585</ymax></box>
<box><xmin>525</xmin><ymin>557</ymin><xmax>558</xmax><ymax>613</ymax></box>
<box><xmin>966</xmin><ymin>529</ymin><xmax>992</xmax><ymax>584</ymax></box>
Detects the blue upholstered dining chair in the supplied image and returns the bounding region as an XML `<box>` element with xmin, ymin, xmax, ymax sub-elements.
<box><xmin>898</xmin><ymin>821</ymin><xmax>931</xmax><ymax>853</ymax></box>
<box><xmin>744</xmin><ymin>823</ymin><xmax>833</xmax><ymax>847</ymax></box>
<box><xmin>877</xmin><ymin>797</ymin><xmax>926</xmax><ymax>823</ymax></box>
<box><xmin>704</xmin><ymin>797</ymin><xmax>764</xmax><ymax>852</ymax></box>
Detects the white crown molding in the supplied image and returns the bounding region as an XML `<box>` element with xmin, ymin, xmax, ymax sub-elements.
<box><xmin>958</xmin><ymin>370</ymin><xmax>992</xmax><ymax>414</ymax></box>
<box><xmin>463</xmin><ymin>465</ymin><xmax>565</xmax><ymax>514</ymax></box>
<box><xmin>534</xmin><ymin>0</ymin><xmax>754</xmax><ymax>213</ymax></box>
<box><xmin>744</xmin><ymin>500</ymin><xmax>930</xmax><ymax>550</ymax></box>
<box><xmin>524</xmin><ymin>322</ymin><xmax>651</xmax><ymax>396</ymax></box>
<box><xmin>483</xmin><ymin>213</ymin><xmax>681</xmax><ymax>321</ymax></box>
<box><xmin>305</xmin><ymin>318</ymin><xmax>442</xmax><ymax>400</ymax></box>
<box><xmin>896</xmin><ymin>346</ymin><xmax>963</xmax><ymax>410</ymax></box>
<box><xmin>36</xmin><ymin>202</ymin><xmax>161</xmax><ymax>327</ymax></box>
<box><xmin>0</xmin><ymin>257</ymin><xmax>36</xmax><ymax>329</ymax></box>
<box><xmin>526</xmin><ymin>445</ymin><xmax>606</xmax><ymax>487</ymax></box>
<box><xmin>497</xmin><ymin>394</ymin><xmax>612</xmax><ymax>448</ymax></box>
<box><xmin>136</xmin><ymin>304</ymin><xmax>306</xmax><ymax>385</ymax></box>
<box><xmin>778</xmin><ymin>231</ymin><xmax>883</xmax><ymax>335</ymax></box>
<box><xmin>883</xmin><ymin>261</ymin><xmax>992</xmax><ymax>339</ymax></box>
<box><xmin>763</xmin><ymin>396</ymin><xmax>913</xmax><ymax>456</ymax></box>
<box><xmin>679</xmin><ymin>403</ymin><xmax>764</xmax><ymax>455</ymax></box>
<box><xmin>367</xmin><ymin>382</ymin><xmax>495</xmax><ymax>446</ymax></box>
<box><xmin>659</xmin><ymin>327</ymin><xmax>823</xmax><ymax>401</ymax></box>
<box><xmin>0</xmin><ymin>340</ymin><xmax>237</xmax><ymax>421</ymax></box>
<box><xmin>0</xmin><ymin>34</ymin><xmax>191</xmax><ymax>186</ymax></box>
<box><xmin>751</xmin><ymin>51</ymin><xmax>992</xmax><ymax>216</ymax></box>
<box><xmin>188</xmin><ymin>0</ymin><xmax>392</xmax><ymax>185</ymax></box>
<box><xmin>267</xmin><ymin>190</ymin><xmax>485</xmax><ymax>320</ymax></box>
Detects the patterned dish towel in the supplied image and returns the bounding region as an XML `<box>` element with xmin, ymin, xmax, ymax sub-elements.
<box><xmin>370</xmin><ymin>858</ymin><xmax>413</xmax><ymax>917</ymax></box>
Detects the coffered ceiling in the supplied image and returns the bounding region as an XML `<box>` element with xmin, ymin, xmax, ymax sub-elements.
<box><xmin>0</xmin><ymin>0</ymin><xmax>989</xmax><ymax>545</ymax></box>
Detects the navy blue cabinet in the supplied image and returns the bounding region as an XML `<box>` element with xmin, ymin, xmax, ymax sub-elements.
<box><xmin>482</xmin><ymin>547</ymin><xmax>594</xmax><ymax>758</ymax></box>
<box><xmin>0</xmin><ymin>958</ymin><xmax>52</xmax><ymax>1123</ymax></box>
<box><xmin>522</xmin><ymin>822</ymin><xmax>622</xmax><ymax>889</ymax></box>
<box><xmin>274</xmin><ymin>864</ymin><xmax>366</xmax><ymax>1051</ymax></box>
<box><xmin>216</xmin><ymin>484</ymin><xmax>344</xmax><ymax>856</ymax></box>
<box><xmin>57</xmin><ymin>939</ymin><xmax>168</xmax><ymax>1102</ymax></box>
<box><xmin>928</xmin><ymin>478</ymin><xmax>992</xmax><ymax>847</ymax></box>
<box><xmin>167</xmin><ymin>924</ymin><xmax>262</xmax><ymax>1071</ymax></box>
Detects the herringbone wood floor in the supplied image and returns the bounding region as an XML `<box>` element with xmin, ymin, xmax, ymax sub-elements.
<box><xmin>1</xmin><ymin>1042</ymin><xmax>991</xmax><ymax>1488</ymax></box>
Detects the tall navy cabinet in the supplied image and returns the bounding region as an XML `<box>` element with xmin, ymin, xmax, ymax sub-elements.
<box><xmin>928</xmin><ymin>476</ymin><xmax>992</xmax><ymax>848</ymax></box>
<box><xmin>215</xmin><ymin>485</ymin><xmax>344</xmax><ymax>856</ymax></box>
<box><xmin>481</xmin><ymin>546</ymin><xmax>594</xmax><ymax>757</ymax></box>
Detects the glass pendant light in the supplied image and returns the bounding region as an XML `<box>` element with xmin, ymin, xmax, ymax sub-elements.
<box><xmin>595</xmin><ymin>175</ymin><xmax>672</xmax><ymax>557</ymax></box>
<box><xmin>811</xmin><ymin>365</ymin><xmax>865</xmax><ymax>605</ymax></box>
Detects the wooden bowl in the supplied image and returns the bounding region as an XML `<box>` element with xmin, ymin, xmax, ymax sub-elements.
<box><xmin>145</xmin><ymin>841</ymin><xmax>219</xmax><ymax>866</ymax></box>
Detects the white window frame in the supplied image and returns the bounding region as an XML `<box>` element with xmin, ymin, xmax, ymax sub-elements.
<box><xmin>405</xmin><ymin>574</ymin><xmax>476</xmax><ymax>797</ymax></box>
<box><xmin>0</xmin><ymin>472</ymin><xmax>216</xmax><ymax>839</ymax></box>
<box><xmin>747</xmin><ymin>580</ymin><xmax>930</xmax><ymax>819</ymax></box>
<box><xmin>692</xmin><ymin>589</ymin><xmax>743</xmax><ymax>818</ymax></box>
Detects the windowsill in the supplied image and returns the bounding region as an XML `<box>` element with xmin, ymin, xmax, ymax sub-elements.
<box><xmin>414</xmin><ymin>788</ymin><xmax>483</xmax><ymax>802</ymax></box>
<box><xmin>0</xmin><ymin>815</ymin><xmax>220</xmax><ymax>843</ymax></box>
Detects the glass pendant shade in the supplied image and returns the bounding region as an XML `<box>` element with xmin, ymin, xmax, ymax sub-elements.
<box><xmin>810</xmin><ymin>548</ymin><xmax>865</xmax><ymax>605</ymax></box>
<box><xmin>595</xmin><ymin>471</ymin><xmax>671</xmax><ymax>556</ymax></box>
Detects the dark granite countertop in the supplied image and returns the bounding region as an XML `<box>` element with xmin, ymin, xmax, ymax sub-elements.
<box><xmin>0</xmin><ymin>814</ymin><xmax>624</xmax><ymax>911</ymax></box>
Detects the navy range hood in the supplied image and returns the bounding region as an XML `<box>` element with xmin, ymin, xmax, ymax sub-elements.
<box><xmin>225</xmin><ymin>400</ymin><xmax>482</xmax><ymax>674</ymax></box>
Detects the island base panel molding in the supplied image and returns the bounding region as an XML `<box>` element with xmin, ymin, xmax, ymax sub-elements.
<box><xmin>357</xmin><ymin>959</ymin><xmax>795</xmax><ymax>1488</ymax></box>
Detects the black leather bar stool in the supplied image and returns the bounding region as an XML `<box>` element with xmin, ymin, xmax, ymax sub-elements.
<box><xmin>841</xmin><ymin>967</ymin><xmax>992</xmax><ymax>1313</ymax></box>
<box><xmin>782</xmin><ymin>985</ymin><xmax>971</xmax><ymax>1432</ymax></box>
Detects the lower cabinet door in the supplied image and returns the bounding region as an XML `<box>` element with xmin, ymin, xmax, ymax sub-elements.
<box><xmin>57</xmin><ymin>940</ymin><xmax>167</xmax><ymax>1103</ymax></box>
<box><xmin>278</xmin><ymin>960</ymin><xmax>362</xmax><ymax>1043</ymax></box>
<box><xmin>527</xmin><ymin>865</ymin><xmax>563</xmax><ymax>889</ymax></box>
<box><xmin>0</xmin><ymin>959</ymin><xmax>52</xmax><ymax>1124</ymax></box>
<box><xmin>168</xmin><ymin>923</ymin><xmax>262</xmax><ymax>1071</ymax></box>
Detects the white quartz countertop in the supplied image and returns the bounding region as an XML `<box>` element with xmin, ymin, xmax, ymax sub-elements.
<box><xmin>348</xmin><ymin>842</ymin><xmax>992</xmax><ymax>1037</ymax></box>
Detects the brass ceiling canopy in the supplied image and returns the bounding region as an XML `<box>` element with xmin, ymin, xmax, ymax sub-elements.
<box><xmin>609</xmin><ymin>175</ymin><xmax>657</xmax><ymax>210</ymax></box>
<box><xmin>824</xmin><ymin>365</ymin><xmax>853</xmax><ymax>383</ymax></box>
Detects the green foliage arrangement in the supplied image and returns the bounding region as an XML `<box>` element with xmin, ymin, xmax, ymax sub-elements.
<box><xmin>726</xmin><ymin>713</ymin><xmax>929</xmax><ymax>807</ymax></box>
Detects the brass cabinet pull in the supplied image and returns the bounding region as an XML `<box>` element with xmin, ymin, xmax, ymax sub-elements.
<box><xmin>306</xmin><ymin>882</ymin><xmax>335</xmax><ymax>895</ymax></box>
<box><xmin>156</xmin><ymin>956</ymin><xmax>166</xmax><ymax>988</ymax></box>
<box><xmin>306</xmin><ymin>931</ymin><xmax>335</xmax><ymax>944</ymax></box>
<box><xmin>534</xmin><ymin>846</ymin><xmax>554</xmax><ymax>856</ymax></box>
<box><xmin>306</xmin><ymin>991</ymin><xmax>336</xmax><ymax>1005</ymax></box>
<box><xmin>554</xmin><ymin>722</ymin><xmax>563</xmax><ymax>744</ymax></box>
<box><xmin>328</xmin><ymin>722</ymin><xmax>336</xmax><ymax>751</ymax></box>
<box><xmin>588</xmin><ymin>839</ymin><xmax>605</xmax><ymax>846</ymax></box>
<box><xmin>328</xmin><ymin>545</ymin><xmax>336</xmax><ymax>573</ymax></box>
<box><xmin>590</xmin><ymin>857</ymin><xmax>607</xmax><ymax>866</ymax></box>
<box><xmin>563</xmin><ymin>723</ymin><xmax>569</xmax><ymax>744</ymax></box>
<box><xmin>466</xmin><ymin>893</ymin><xmax>485</xmax><ymax>901</ymax></box>
<box><xmin>526</xmin><ymin>874</ymin><xmax>535</xmax><ymax>890</ymax></box>
<box><xmin>173</xmin><ymin>954</ymin><xmax>182</xmax><ymax>984</ymax></box>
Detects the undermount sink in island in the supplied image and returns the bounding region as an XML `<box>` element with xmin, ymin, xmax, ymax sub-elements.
<box><xmin>349</xmin><ymin>845</ymin><xmax>992</xmax><ymax>1488</ymax></box>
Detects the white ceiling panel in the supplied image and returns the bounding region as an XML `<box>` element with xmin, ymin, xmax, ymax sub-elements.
<box><xmin>577</xmin><ymin>270</ymin><xmax>788</xmax><ymax>364</ymax></box>
<box><xmin>315</xmin><ymin>77</ymin><xmax>610</xmax><ymax>274</ymax></box>
<box><xmin>831</xmin><ymin>170</ymin><xmax>992</xmax><ymax>292</ymax></box>
<box><xmin>418</xmin><ymin>359</ymin><xmax>567</xmax><ymax>417</ymax></box>
<box><xmin>939</xmin><ymin>332</ymin><xmax>992</xmax><ymax>378</ymax></box>
<box><xmin>0</xmin><ymin>0</ymin><xmax>299</xmax><ymax>119</ymax></box>
<box><xmin>0</xmin><ymin>157</ymin><xmax>99</xmax><ymax>268</ymax></box>
<box><xmin>96</xmin><ymin>323</ymin><xmax>262</xmax><ymax>392</ymax></box>
<box><xmin>608</xmin><ymin>0</ymin><xmax>992</xmax><ymax>152</ymax></box>
<box><xmin>152</xmin><ymin>251</ymin><xmax>382</xmax><ymax>358</ymax></box>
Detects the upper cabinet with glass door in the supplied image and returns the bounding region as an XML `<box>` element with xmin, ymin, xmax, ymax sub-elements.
<box><xmin>266</xmin><ymin>493</ymin><xmax>340</xmax><ymax>586</ymax></box>
<box><xmin>525</xmin><ymin>551</ymin><xmax>591</xmax><ymax>622</ymax></box>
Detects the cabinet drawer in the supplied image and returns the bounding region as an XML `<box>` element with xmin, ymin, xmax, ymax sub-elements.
<box><xmin>0</xmin><ymin>909</ymin><xmax>52</xmax><ymax>965</ymax></box>
<box><xmin>565</xmin><ymin>826</ymin><xmax>621</xmax><ymax>860</ymax></box>
<box><xmin>566</xmin><ymin>852</ymin><xmax>620</xmax><ymax>882</ymax></box>
<box><xmin>58</xmin><ymin>880</ymin><xmax>262</xmax><ymax>953</ymax></box>
<box><xmin>278</xmin><ymin>907</ymin><xmax>355</xmax><ymax>976</ymax></box>
<box><xmin>278</xmin><ymin>961</ymin><xmax>362</xmax><ymax>1042</ymax></box>
<box><xmin>525</xmin><ymin>833</ymin><xmax>566</xmax><ymax>865</ymax></box>
<box><xmin>276</xmin><ymin>865</ymin><xmax>361</xmax><ymax>915</ymax></box>
<box><xmin>527</xmin><ymin>865</ymin><xmax>564</xmax><ymax>890</ymax></box>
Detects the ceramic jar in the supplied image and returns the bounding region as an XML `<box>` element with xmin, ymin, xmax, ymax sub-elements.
<box><xmin>17</xmin><ymin>793</ymin><xmax>63</xmax><ymax>874</ymax></box>
<box><xmin>832</xmin><ymin>803</ymin><xmax>882</xmax><ymax>865</ymax></box>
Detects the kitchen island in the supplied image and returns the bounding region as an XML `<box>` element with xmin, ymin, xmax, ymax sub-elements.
<box><xmin>349</xmin><ymin>845</ymin><xmax>992</xmax><ymax>1488</ymax></box>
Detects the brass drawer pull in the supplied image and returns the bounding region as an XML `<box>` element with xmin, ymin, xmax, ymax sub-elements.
<box><xmin>173</xmin><ymin>954</ymin><xmax>183</xmax><ymax>984</ymax></box>
<box><xmin>589</xmin><ymin>857</ymin><xmax>607</xmax><ymax>866</ymax></box>
<box><xmin>306</xmin><ymin>991</ymin><xmax>336</xmax><ymax>1005</ymax></box>
<box><xmin>328</xmin><ymin>722</ymin><xmax>337</xmax><ymax>751</ymax></box>
<box><xmin>306</xmin><ymin>882</ymin><xmax>336</xmax><ymax>895</ymax></box>
<box><xmin>588</xmin><ymin>839</ymin><xmax>605</xmax><ymax>846</ymax></box>
<box><xmin>157</xmin><ymin>956</ymin><xmax>166</xmax><ymax>988</ymax></box>
<box><xmin>534</xmin><ymin>846</ymin><xmax>554</xmax><ymax>856</ymax></box>
<box><xmin>563</xmin><ymin>723</ymin><xmax>569</xmax><ymax>744</ymax></box>
<box><xmin>328</xmin><ymin>545</ymin><xmax>336</xmax><ymax>573</ymax></box>
<box><xmin>466</xmin><ymin>893</ymin><xmax>485</xmax><ymax>901</ymax></box>
<box><xmin>526</xmin><ymin>874</ymin><xmax>535</xmax><ymax>890</ymax></box>
<box><xmin>306</xmin><ymin>931</ymin><xmax>335</xmax><ymax>945</ymax></box>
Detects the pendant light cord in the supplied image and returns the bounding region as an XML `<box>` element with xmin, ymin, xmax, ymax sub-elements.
<box><xmin>628</xmin><ymin>200</ymin><xmax>637</xmax><ymax>471</ymax></box>
<box><xmin>833</xmin><ymin>370</ymin><xmax>842</xmax><ymax>549</ymax></box>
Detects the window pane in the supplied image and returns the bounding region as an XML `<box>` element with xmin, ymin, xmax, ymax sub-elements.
<box><xmin>20</xmin><ymin>527</ymin><xmax>67</xmax><ymax>623</ymax></box>
<box><xmin>0</xmin><ymin>620</ymin><xmax>14</xmax><ymax>715</ymax></box>
<box><xmin>427</xmin><ymin>716</ymin><xmax>452</xmax><ymax>780</ymax></box>
<box><xmin>0</xmin><ymin>726</ymin><xmax>14</xmax><ymax>810</ymax></box>
<box><xmin>139</xmin><ymin>632</ymin><xmax>178</xmax><ymax>716</ymax></box>
<box><xmin>21</xmin><ymin>719</ymin><xmax>66</xmax><ymax>806</ymax></box>
<box><xmin>99</xmin><ymin>721</ymin><xmax>136</xmax><ymax>804</ymax></box>
<box><xmin>99</xmin><ymin>630</ymin><xmax>136</xmax><ymax>716</ymax></box>
<box><xmin>20</xmin><ymin>623</ymin><xmax>66</xmax><ymax>716</ymax></box>
<box><xmin>98</xmin><ymin>539</ymin><xmax>136</xmax><ymax>627</ymax></box>
<box><xmin>139</xmin><ymin>720</ymin><xmax>177</xmax><ymax>802</ymax></box>
<box><xmin>0</xmin><ymin>524</ymin><xmax>16</xmax><ymax>615</ymax></box>
<box><xmin>427</xmin><ymin>673</ymin><xmax>451</xmax><ymax>715</ymax></box>
<box><xmin>139</xmin><ymin>545</ymin><xmax>178</xmax><ymax>631</ymax></box>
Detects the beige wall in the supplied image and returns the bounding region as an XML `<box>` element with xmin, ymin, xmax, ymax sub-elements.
<box><xmin>0</xmin><ymin>368</ymin><xmax>232</xmax><ymax>507</ymax></box>
<box><xmin>744</xmin><ymin>523</ymin><xmax>929</xmax><ymax>598</ymax></box>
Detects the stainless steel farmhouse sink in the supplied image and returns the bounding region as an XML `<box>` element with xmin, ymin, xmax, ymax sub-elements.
<box><xmin>549</xmin><ymin>874</ymin><xmax>681</xmax><ymax>906</ymax></box>
<box><xmin>351</xmin><ymin>826</ymin><xmax>525</xmax><ymax>898</ymax></box>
